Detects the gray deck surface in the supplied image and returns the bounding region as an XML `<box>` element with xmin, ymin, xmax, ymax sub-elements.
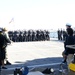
<box><xmin>6</xmin><ymin>38</ymin><xmax>64</xmax><ymax>66</ymax></box>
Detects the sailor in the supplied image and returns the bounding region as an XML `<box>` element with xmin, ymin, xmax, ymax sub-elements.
<box><xmin>0</xmin><ymin>28</ymin><xmax>7</xmax><ymax>69</ymax></box>
<box><xmin>2</xmin><ymin>28</ymin><xmax>11</xmax><ymax>65</ymax></box>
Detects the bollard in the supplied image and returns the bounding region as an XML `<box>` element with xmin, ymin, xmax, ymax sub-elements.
<box><xmin>14</xmin><ymin>68</ymin><xmax>22</xmax><ymax>75</ymax></box>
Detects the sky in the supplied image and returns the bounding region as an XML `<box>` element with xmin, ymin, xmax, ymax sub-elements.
<box><xmin>0</xmin><ymin>0</ymin><xmax>75</xmax><ymax>30</ymax></box>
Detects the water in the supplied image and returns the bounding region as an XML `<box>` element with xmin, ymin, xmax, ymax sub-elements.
<box><xmin>50</xmin><ymin>31</ymin><xmax>58</xmax><ymax>38</ymax></box>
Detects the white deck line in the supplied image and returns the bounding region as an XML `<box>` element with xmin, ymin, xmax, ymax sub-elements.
<box><xmin>28</xmin><ymin>62</ymin><xmax>61</xmax><ymax>68</ymax></box>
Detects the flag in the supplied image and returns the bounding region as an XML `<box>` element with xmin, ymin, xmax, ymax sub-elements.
<box><xmin>9</xmin><ymin>18</ymin><xmax>14</xmax><ymax>24</ymax></box>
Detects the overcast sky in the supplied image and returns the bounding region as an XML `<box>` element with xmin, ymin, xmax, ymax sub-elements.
<box><xmin>0</xmin><ymin>0</ymin><xmax>75</xmax><ymax>30</ymax></box>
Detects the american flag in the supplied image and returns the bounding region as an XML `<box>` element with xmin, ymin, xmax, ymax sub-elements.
<box><xmin>9</xmin><ymin>18</ymin><xmax>14</xmax><ymax>24</ymax></box>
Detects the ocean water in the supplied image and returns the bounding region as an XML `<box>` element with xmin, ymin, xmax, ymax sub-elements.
<box><xmin>49</xmin><ymin>31</ymin><xmax>58</xmax><ymax>38</ymax></box>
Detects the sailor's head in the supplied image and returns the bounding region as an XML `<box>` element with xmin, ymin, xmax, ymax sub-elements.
<box><xmin>2</xmin><ymin>28</ymin><xmax>7</xmax><ymax>32</ymax></box>
<box><xmin>66</xmin><ymin>23</ymin><xmax>71</xmax><ymax>28</ymax></box>
<box><xmin>66</xmin><ymin>27</ymin><xmax>73</xmax><ymax>36</ymax></box>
